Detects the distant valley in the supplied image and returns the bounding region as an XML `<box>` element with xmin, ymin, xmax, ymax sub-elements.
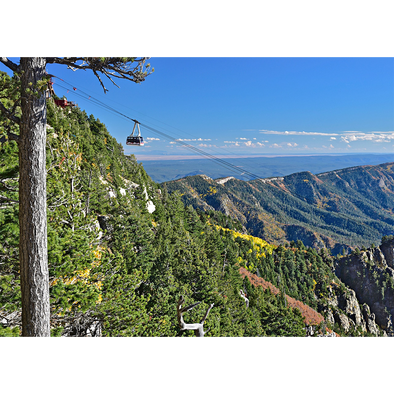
<box><xmin>140</xmin><ymin>154</ymin><xmax>394</xmax><ymax>183</ymax></box>
<box><xmin>164</xmin><ymin>161</ymin><xmax>394</xmax><ymax>254</ymax></box>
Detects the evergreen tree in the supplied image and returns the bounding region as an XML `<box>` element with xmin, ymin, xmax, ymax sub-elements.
<box><xmin>0</xmin><ymin>57</ymin><xmax>153</xmax><ymax>336</ymax></box>
<box><xmin>1</xmin><ymin>71</ymin><xmax>364</xmax><ymax>337</ymax></box>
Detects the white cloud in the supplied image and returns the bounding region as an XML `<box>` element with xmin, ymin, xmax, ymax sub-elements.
<box><xmin>260</xmin><ymin>130</ymin><xmax>394</xmax><ymax>142</ymax></box>
<box><xmin>176</xmin><ymin>138</ymin><xmax>211</xmax><ymax>142</ymax></box>
<box><xmin>225</xmin><ymin>140</ymin><xmax>262</xmax><ymax>148</ymax></box>
<box><xmin>260</xmin><ymin>130</ymin><xmax>339</xmax><ymax>136</ymax></box>
<box><xmin>146</xmin><ymin>137</ymin><xmax>160</xmax><ymax>141</ymax></box>
<box><xmin>340</xmin><ymin>132</ymin><xmax>394</xmax><ymax>143</ymax></box>
<box><xmin>239</xmin><ymin>137</ymin><xmax>247</xmax><ymax>140</ymax></box>
<box><xmin>269</xmin><ymin>142</ymin><xmax>299</xmax><ymax>149</ymax></box>
<box><xmin>341</xmin><ymin>136</ymin><xmax>349</xmax><ymax>143</ymax></box>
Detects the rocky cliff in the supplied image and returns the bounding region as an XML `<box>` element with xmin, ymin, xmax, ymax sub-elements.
<box><xmin>335</xmin><ymin>238</ymin><xmax>394</xmax><ymax>335</ymax></box>
<box><xmin>323</xmin><ymin>286</ymin><xmax>380</xmax><ymax>336</ymax></box>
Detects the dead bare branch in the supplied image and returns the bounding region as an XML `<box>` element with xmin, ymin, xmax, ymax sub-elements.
<box><xmin>92</xmin><ymin>69</ymin><xmax>109</xmax><ymax>93</ymax></box>
<box><xmin>177</xmin><ymin>296</ymin><xmax>214</xmax><ymax>337</ymax></box>
<box><xmin>239</xmin><ymin>289</ymin><xmax>249</xmax><ymax>308</ymax></box>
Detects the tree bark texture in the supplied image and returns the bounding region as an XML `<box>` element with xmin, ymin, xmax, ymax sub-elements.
<box><xmin>19</xmin><ymin>57</ymin><xmax>50</xmax><ymax>336</ymax></box>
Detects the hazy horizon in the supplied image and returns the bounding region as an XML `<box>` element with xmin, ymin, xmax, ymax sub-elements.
<box><xmin>134</xmin><ymin>152</ymin><xmax>393</xmax><ymax>161</ymax></box>
<box><xmin>2</xmin><ymin>58</ymin><xmax>393</xmax><ymax>159</ymax></box>
<box><xmin>139</xmin><ymin>152</ymin><xmax>394</xmax><ymax>183</ymax></box>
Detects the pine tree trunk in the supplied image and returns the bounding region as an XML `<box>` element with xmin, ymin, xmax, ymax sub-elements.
<box><xmin>19</xmin><ymin>57</ymin><xmax>50</xmax><ymax>336</ymax></box>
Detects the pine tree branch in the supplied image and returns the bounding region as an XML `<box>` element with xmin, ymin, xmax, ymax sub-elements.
<box><xmin>0</xmin><ymin>81</ymin><xmax>21</xmax><ymax>143</ymax></box>
<box><xmin>0</xmin><ymin>100</ymin><xmax>21</xmax><ymax>126</ymax></box>
<box><xmin>0</xmin><ymin>132</ymin><xmax>19</xmax><ymax>143</ymax></box>
<box><xmin>92</xmin><ymin>69</ymin><xmax>109</xmax><ymax>93</ymax></box>
<box><xmin>0</xmin><ymin>179</ymin><xmax>18</xmax><ymax>191</ymax></box>
<box><xmin>0</xmin><ymin>194</ymin><xmax>19</xmax><ymax>204</ymax></box>
<box><xmin>0</xmin><ymin>57</ymin><xmax>20</xmax><ymax>72</ymax></box>
<box><xmin>45</xmin><ymin>57</ymin><xmax>153</xmax><ymax>93</ymax></box>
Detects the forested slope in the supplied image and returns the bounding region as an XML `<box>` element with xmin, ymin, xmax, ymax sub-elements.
<box><xmin>164</xmin><ymin>164</ymin><xmax>394</xmax><ymax>255</ymax></box>
<box><xmin>1</xmin><ymin>71</ymin><xmax>392</xmax><ymax>337</ymax></box>
<box><xmin>1</xmin><ymin>88</ymin><xmax>315</xmax><ymax>337</ymax></box>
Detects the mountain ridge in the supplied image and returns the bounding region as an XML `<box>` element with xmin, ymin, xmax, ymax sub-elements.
<box><xmin>164</xmin><ymin>161</ymin><xmax>394</xmax><ymax>254</ymax></box>
<box><xmin>1</xmin><ymin>71</ymin><xmax>392</xmax><ymax>337</ymax></box>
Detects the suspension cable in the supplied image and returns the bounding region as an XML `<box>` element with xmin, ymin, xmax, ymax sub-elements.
<box><xmin>51</xmin><ymin>77</ymin><xmax>263</xmax><ymax>180</ymax></box>
<box><xmin>52</xmin><ymin>77</ymin><xmax>336</xmax><ymax>210</ymax></box>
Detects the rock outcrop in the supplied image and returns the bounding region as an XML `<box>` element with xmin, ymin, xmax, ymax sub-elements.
<box><xmin>335</xmin><ymin>238</ymin><xmax>394</xmax><ymax>335</ymax></box>
<box><xmin>321</xmin><ymin>285</ymin><xmax>380</xmax><ymax>335</ymax></box>
<box><xmin>338</xmin><ymin>289</ymin><xmax>364</xmax><ymax>328</ymax></box>
<box><xmin>380</xmin><ymin>239</ymin><xmax>394</xmax><ymax>269</ymax></box>
<box><xmin>362</xmin><ymin>304</ymin><xmax>380</xmax><ymax>336</ymax></box>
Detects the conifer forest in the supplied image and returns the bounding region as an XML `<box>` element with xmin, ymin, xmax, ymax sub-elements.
<box><xmin>1</xmin><ymin>67</ymin><xmax>394</xmax><ymax>338</ymax></box>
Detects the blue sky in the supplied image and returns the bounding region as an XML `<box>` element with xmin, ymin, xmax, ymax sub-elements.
<box><xmin>1</xmin><ymin>57</ymin><xmax>394</xmax><ymax>159</ymax></box>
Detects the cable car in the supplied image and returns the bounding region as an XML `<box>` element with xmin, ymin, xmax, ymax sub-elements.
<box><xmin>126</xmin><ymin>120</ymin><xmax>144</xmax><ymax>146</ymax></box>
